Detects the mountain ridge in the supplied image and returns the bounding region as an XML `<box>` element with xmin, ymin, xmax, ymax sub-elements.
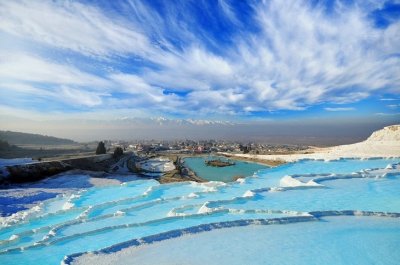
<box><xmin>0</xmin><ymin>130</ymin><xmax>77</xmax><ymax>145</ymax></box>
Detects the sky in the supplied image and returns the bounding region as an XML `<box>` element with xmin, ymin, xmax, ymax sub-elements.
<box><xmin>0</xmin><ymin>0</ymin><xmax>399</xmax><ymax>142</ymax></box>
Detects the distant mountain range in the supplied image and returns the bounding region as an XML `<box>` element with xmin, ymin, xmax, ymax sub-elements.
<box><xmin>0</xmin><ymin>131</ymin><xmax>77</xmax><ymax>145</ymax></box>
<box><xmin>117</xmin><ymin>117</ymin><xmax>236</xmax><ymax>126</ymax></box>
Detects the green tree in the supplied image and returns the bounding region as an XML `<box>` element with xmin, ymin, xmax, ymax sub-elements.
<box><xmin>96</xmin><ymin>141</ymin><xmax>106</xmax><ymax>154</ymax></box>
<box><xmin>0</xmin><ymin>139</ymin><xmax>11</xmax><ymax>150</ymax></box>
<box><xmin>113</xmin><ymin>146</ymin><xmax>123</xmax><ymax>158</ymax></box>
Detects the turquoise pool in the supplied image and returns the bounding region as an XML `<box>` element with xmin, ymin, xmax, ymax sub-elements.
<box><xmin>183</xmin><ymin>156</ymin><xmax>267</xmax><ymax>182</ymax></box>
<box><xmin>0</xmin><ymin>158</ymin><xmax>399</xmax><ymax>265</ymax></box>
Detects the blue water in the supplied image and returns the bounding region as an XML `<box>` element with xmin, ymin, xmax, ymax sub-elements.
<box><xmin>98</xmin><ymin>216</ymin><xmax>400</xmax><ymax>265</ymax></box>
<box><xmin>0</xmin><ymin>158</ymin><xmax>399</xmax><ymax>265</ymax></box>
<box><xmin>184</xmin><ymin>156</ymin><xmax>267</xmax><ymax>182</ymax></box>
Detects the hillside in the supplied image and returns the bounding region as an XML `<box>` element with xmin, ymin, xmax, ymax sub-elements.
<box><xmin>366</xmin><ymin>125</ymin><xmax>400</xmax><ymax>142</ymax></box>
<box><xmin>0</xmin><ymin>131</ymin><xmax>76</xmax><ymax>145</ymax></box>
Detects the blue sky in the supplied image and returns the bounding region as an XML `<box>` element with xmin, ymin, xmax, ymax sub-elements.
<box><xmin>0</xmin><ymin>0</ymin><xmax>399</xmax><ymax>123</ymax></box>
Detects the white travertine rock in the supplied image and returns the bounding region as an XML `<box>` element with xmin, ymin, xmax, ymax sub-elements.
<box><xmin>225</xmin><ymin>125</ymin><xmax>400</xmax><ymax>162</ymax></box>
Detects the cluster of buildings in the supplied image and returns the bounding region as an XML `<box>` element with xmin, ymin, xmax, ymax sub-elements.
<box><xmin>101</xmin><ymin>139</ymin><xmax>308</xmax><ymax>177</ymax></box>
<box><xmin>104</xmin><ymin>139</ymin><xmax>308</xmax><ymax>155</ymax></box>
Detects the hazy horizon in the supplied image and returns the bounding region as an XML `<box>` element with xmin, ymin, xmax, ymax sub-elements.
<box><xmin>1</xmin><ymin>114</ymin><xmax>398</xmax><ymax>146</ymax></box>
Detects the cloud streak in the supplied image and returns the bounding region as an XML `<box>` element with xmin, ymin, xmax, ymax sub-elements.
<box><xmin>324</xmin><ymin>107</ymin><xmax>356</xmax><ymax>112</ymax></box>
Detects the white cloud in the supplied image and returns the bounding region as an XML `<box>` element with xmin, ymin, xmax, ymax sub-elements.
<box><xmin>142</xmin><ymin>47</ymin><xmax>234</xmax><ymax>93</ymax></box>
<box><xmin>0</xmin><ymin>52</ymin><xmax>110</xmax><ymax>87</ymax></box>
<box><xmin>0</xmin><ymin>0</ymin><xmax>151</xmax><ymax>57</ymax></box>
<box><xmin>59</xmin><ymin>86</ymin><xmax>105</xmax><ymax>107</ymax></box>
<box><xmin>324</xmin><ymin>107</ymin><xmax>356</xmax><ymax>112</ymax></box>
<box><xmin>380</xmin><ymin>98</ymin><xmax>399</xmax><ymax>101</ymax></box>
<box><xmin>0</xmin><ymin>83</ymin><xmax>53</xmax><ymax>97</ymax></box>
<box><xmin>218</xmin><ymin>0</ymin><xmax>241</xmax><ymax>25</ymax></box>
<box><xmin>110</xmin><ymin>74</ymin><xmax>159</xmax><ymax>95</ymax></box>
<box><xmin>387</xmin><ymin>104</ymin><xmax>400</xmax><ymax>109</ymax></box>
<box><xmin>375</xmin><ymin>112</ymin><xmax>400</xmax><ymax>116</ymax></box>
<box><xmin>229</xmin><ymin>0</ymin><xmax>400</xmax><ymax>110</ymax></box>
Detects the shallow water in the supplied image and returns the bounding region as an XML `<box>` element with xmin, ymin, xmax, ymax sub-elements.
<box><xmin>184</xmin><ymin>156</ymin><xmax>267</xmax><ymax>182</ymax></box>
<box><xmin>0</xmin><ymin>158</ymin><xmax>399</xmax><ymax>265</ymax></box>
<box><xmin>75</xmin><ymin>216</ymin><xmax>400</xmax><ymax>265</ymax></box>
